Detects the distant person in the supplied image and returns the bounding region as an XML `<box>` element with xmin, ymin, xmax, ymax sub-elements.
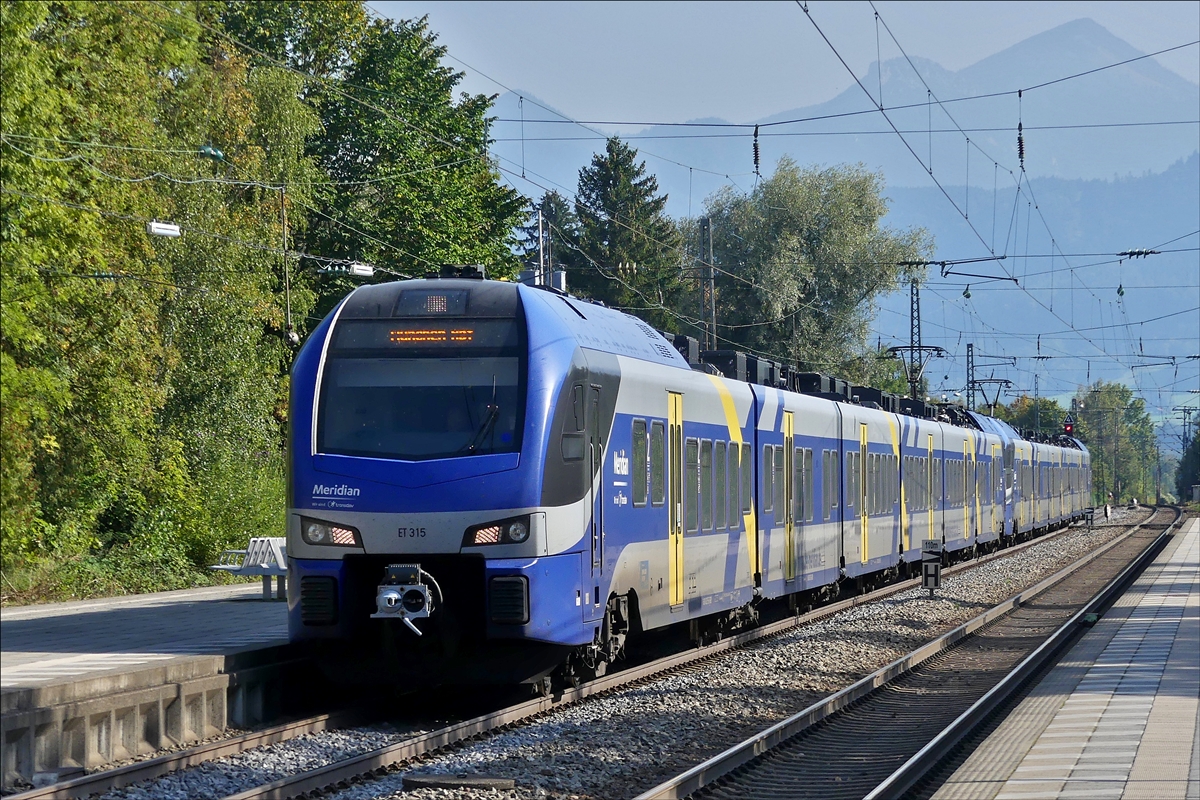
<box><xmin>1104</xmin><ymin>503</ymin><xmax>1111</xmax><ymax>520</ymax></box>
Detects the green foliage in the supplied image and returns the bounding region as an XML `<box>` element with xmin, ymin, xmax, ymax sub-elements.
<box><xmin>995</xmin><ymin>395</ymin><xmax>1067</xmax><ymax>436</ymax></box>
<box><xmin>701</xmin><ymin>158</ymin><xmax>933</xmax><ymax>380</ymax></box>
<box><xmin>1175</xmin><ymin>420</ymin><xmax>1200</xmax><ymax>502</ymax></box>
<box><xmin>1071</xmin><ymin>382</ymin><xmax>1158</xmax><ymax>505</ymax></box>
<box><xmin>518</xmin><ymin>190</ymin><xmax>581</xmax><ymax>277</ymax></box>
<box><xmin>306</xmin><ymin>15</ymin><xmax>525</xmax><ymax>317</ymax></box>
<box><xmin>1</xmin><ymin>1</ymin><xmax>522</xmax><ymax>603</ymax></box>
<box><xmin>568</xmin><ymin>138</ymin><xmax>684</xmax><ymax>330</ymax></box>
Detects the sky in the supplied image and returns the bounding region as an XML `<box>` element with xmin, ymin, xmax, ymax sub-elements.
<box><xmin>367</xmin><ymin>1</ymin><xmax>1199</xmax><ymax>439</ymax></box>
<box><xmin>371</xmin><ymin>1</ymin><xmax>1200</xmax><ymax>130</ymax></box>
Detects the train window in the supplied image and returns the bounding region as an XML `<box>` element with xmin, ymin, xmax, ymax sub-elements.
<box><xmin>907</xmin><ymin>456</ymin><xmax>914</xmax><ymax>509</ymax></box>
<box><xmin>650</xmin><ymin>421</ymin><xmax>665</xmax><ymax>506</ymax></box>
<box><xmin>880</xmin><ymin>455</ymin><xmax>887</xmax><ymax>511</ymax></box>
<box><xmin>902</xmin><ymin>456</ymin><xmax>909</xmax><ymax>507</ymax></box>
<box><xmin>701</xmin><ymin>440</ymin><xmax>713</xmax><ymax>531</ymax></box>
<box><xmin>835</xmin><ymin>450</ymin><xmax>844</xmax><ymax>513</ymax></box>
<box><xmin>572</xmin><ymin>384</ymin><xmax>585</xmax><ymax>432</ymax></box>
<box><xmin>685</xmin><ymin>438</ymin><xmax>700</xmax><ymax>534</ymax></box>
<box><xmin>715</xmin><ymin>441</ymin><xmax>727</xmax><ymax>530</ymax></box>
<box><xmin>741</xmin><ymin>443</ymin><xmax>752</xmax><ymax>513</ymax></box>
<box><xmin>892</xmin><ymin>455</ymin><xmax>899</xmax><ymax>504</ymax></box>
<box><xmin>871</xmin><ymin>453</ymin><xmax>879</xmax><ymax>515</ymax></box>
<box><xmin>804</xmin><ymin>448</ymin><xmax>815</xmax><ymax>523</ymax></box>
<box><xmin>845</xmin><ymin>452</ymin><xmax>856</xmax><ymax>509</ymax></box>
<box><xmin>632</xmin><ymin>419</ymin><xmax>648</xmax><ymax>507</ymax></box>
<box><xmin>728</xmin><ymin>445</ymin><xmax>740</xmax><ymax>530</ymax></box>
<box><xmin>876</xmin><ymin>454</ymin><xmax>883</xmax><ymax>513</ymax></box>
<box><xmin>820</xmin><ymin>451</ymin><xmax>829</xmax><ymax>520</ymax></box>
<box><xmin>774</xmin><ymin>446</ymin><xmax>785</xmax><ymax>516</ymax></box>
<box><xmin>762</xmin><ymin>445</ymin><xmax>774</xmax><ymax>513</ymax></box>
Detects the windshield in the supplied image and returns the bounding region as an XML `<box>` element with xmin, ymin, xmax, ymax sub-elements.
<box><xmin>317</xmin><ymin>317</ymin><xmax>525</xmax><ymax>461</ymax></box>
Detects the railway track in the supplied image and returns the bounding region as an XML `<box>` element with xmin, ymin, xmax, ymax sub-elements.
<box><xmin>635</xmin><ymin>505</ymin><xmax>1182</xmax><ymax>800</ymax></box>
<box><xmin>7</xmin><ymin>512</ymin><xmax>1136</xmax><ymax>800</ymax></box>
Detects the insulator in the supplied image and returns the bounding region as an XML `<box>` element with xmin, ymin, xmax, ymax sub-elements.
<box><xmin>1017</xmin><ymin>122</ymin><xmax>1025</xmax><ymax>168</ymax></box>
<box><xmin>753</xmin><ymin>125</ymin><xmax>761</xmax><ymax>175</ymax></box>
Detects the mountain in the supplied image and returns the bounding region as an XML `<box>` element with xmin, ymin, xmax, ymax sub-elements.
<box><xmin>488</xmin><ymin>19</ymin><xmax>1199</xmax><ymax>218</ymax></box>
<box><xmin>482</xmin><ymin>19</ymin><xmax>1198</xmax><ymax>410</ymax></box>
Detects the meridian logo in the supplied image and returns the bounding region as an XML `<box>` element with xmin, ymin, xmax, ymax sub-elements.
<box><xmin>312</xmin><ymin>484</ymin><xmax>361</xmax><ymax>497</ymax></box>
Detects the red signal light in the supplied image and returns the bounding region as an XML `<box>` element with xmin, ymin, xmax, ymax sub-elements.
<box><xmin>1064</xmin><ymin>423</ymin><xmax>1074</xmax><ymax>435</ymax></box>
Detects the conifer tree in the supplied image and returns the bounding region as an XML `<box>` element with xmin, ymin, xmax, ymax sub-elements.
<box><xmin>573</xmin><ymin>138</ymin><xmax>683</xmax><ymax>328</ymax></box>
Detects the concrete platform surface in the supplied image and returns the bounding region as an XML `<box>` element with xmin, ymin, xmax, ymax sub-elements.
<box><xmin>933</xmin><ymin>516</ymin><xmax>1200</xmax><ymax>800</ymax></box>
<box><xmin>1</xmin><ymin>583</ymin><xmax>288</xmax><ymax>690</ymax></box>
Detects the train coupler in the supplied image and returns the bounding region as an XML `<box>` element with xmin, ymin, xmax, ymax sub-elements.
<box><xmin>370</xmin><ymin>563</ymin><xmax>442</xmax><ymax>636</ymax></box>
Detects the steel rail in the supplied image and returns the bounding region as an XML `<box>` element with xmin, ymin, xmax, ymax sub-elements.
<box><xmin>864</xmin><ymin>505</ymin><xmax>1185</xmax><ymax>799</ymax></box>
<box><xmin>220</xmin><ymin>513</ymin><xmax>1122</xmax><ymax>800</ymax></box>
<box><xmin>5</xmin><ymin>710</ymin><xmax>367</xmax><ymax>800</ymax></box>
<box><xmin>3</xmin><ymin>511</ymin><xmax>1110</xmax><ymax>800</ymax></box>
<box><xmin>632</xmin><ymin>506</ymin><xmax>1177</xmax><ymax>800</ymax></box>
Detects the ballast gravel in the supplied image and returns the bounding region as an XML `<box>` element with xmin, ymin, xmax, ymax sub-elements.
<box><xmin>335</xmin><ymin>510</ymin><xmax>1145</xmax><ymax>800</ymax></box>
<box><xmin>96</xmin><ymin>509</ymin><xmax>1144</xmax><ymax>800</ymax></box>
<box><xmin>91</xmin><ymin>725</ymin><xmax>426</xmax><ymax>800</ymax></box>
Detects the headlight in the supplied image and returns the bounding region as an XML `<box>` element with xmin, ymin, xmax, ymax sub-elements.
<box><xmin>506</xmin><ymin>520</ymin><xmax>529</xmax><ymax>543</ymax></box>
<box><xmin>300</xmin><ymin>517</ymin><xmax>360</xmax><ymax>547</ymax></box>
<box><xmin>463</xmin><ymin>515</ymin><xmax>532</xmax><ymax>546</ymax></box>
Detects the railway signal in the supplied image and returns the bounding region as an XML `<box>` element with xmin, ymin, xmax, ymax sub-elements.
<box><xmin>1063</xmin><ymin>413</ymin><xmax>1075</xmax><ymax>436</ymax></box>
<box><xmin>922</xmin><ymin>539</ymin><xmax>942</xmax><ymax>597</ymax></box>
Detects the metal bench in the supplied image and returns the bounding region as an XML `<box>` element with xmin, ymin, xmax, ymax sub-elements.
<box><xmin>211</xmin><ymin>537</ymin><xmax>287</xmax><ymax>600</ymax></box>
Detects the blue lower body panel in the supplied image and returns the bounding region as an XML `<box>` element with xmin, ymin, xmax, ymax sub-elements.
<box><xmin>486</xmin><ymin>552</ymin><xmax>595</xmax><ymax>646</ymax></box>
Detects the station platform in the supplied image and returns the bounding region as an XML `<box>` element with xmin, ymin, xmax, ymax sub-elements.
<box><xmin>1</xmin><ymin>583</ymin><xmax>292</xmax><ymax>787</ymax></box>
<box><xmin>933</xmin><ymin>515</ymin><xmax>1200</xmax><ymax>800</ymax></box>
<box><xmin>1</xmin><ymin>583</ymin><xmax>287</xmax><ymax>689</ymax></box>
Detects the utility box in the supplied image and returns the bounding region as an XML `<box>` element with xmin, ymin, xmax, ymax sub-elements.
<box><xmin>745</xmin><ymin>355</ymin><xmax>772</xmax><ymax>387</ymax></box>
<box><xmin>701</xmin><ymin>350</ymin><xmax>747</xmax><ymax>382</ymax></box>
<box><xmin>670</xmin><ymin>334</ymin><xmax>700</xmax><ymax>365</ymax></box>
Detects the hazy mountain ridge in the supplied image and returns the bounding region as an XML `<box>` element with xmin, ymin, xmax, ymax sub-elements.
<box><xmin>490</xmin><ymin>18</ymin><xmax>1198</xmax><ymax>216</ymax></box>
<box><xmin>485</xmin><ymin>19</ymin><xmax>1197</xmax><ymax>400</ymax></box>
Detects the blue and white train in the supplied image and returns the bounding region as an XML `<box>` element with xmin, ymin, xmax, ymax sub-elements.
<box><xmin>287</xmin><ymin>277</ymin><xmax>1091</xmax><ymax>684</ymax></box>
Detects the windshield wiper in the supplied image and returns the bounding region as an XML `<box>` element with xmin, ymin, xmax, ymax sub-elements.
<box><xmin>459</xmin><ymin>376</ymin><xmax>499</xmax><ymax>454</ymax></box>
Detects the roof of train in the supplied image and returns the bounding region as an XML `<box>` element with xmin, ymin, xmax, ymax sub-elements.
<box><xmin>335</xmin><ymin>280</ymin><xmax>1088</xmax><ymax>454</ymax></box>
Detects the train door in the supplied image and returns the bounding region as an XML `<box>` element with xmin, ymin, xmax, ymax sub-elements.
<box><xmin>992</xmin><ymin>444</ymin><xmax>1002</xmax><ymax>536</ymax></box>
<box><xmin>859</xmin><ymin>423</ymin><xmax>869</xmax><ymax>565</ymax></box>
<box><xmin>926</xmin><ymin>433</ymin><xmax>936</xmax><ymax>545</ymax></box>
<box><xmin>585</xmin><ymin>385</ymin><xmax>605</xmax><ymax>621</ymax></box>
<box><xmin>589</xmin><ymin>386</ymin><xmax>603</xmax><ymax>574</ymax></box>
<box><xmin>667</xmin><ymin>392</ymin><xmax>684</xmax><ymax>607</ymax></box>
<box><xmin>784</xmin><ymin>411</ymin><xmax>796</xmax><ymax>581</ymax></box>
<box><xmin>963</xmin><ymin>438</ymin><xmax>972</xmax><ymax>543</ymax></box>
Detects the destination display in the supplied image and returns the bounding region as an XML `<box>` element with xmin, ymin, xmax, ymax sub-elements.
<box><xmin>332</xmin><ymin>319</ymin><xmax>521</xmax><ymax>350</ymax></box>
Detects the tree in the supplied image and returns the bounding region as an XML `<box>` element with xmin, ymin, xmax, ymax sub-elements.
<box><xmin>516</xmin><ymin>191</ymin><xmax>582</xmax><ymax>279</ymax></box>
<box><xmin>1175</xmin><ymin>417</ymin><xmax>1200</xmax><ymax>502</ymax></box>
<box><xmin>306</xmin><ymin>15</ymin><xmax>525</xmax><ymax>317</ymax></box>
<box><xmin>1072</xmin><ymin>382</ymin><xmax>1157</xmax><ymax>505</ymax></box>
<box><xmin>703</xmin><ymin>158</ymin><xmax>932</xmax><ymax>383</ymax></box>
<box><xmin>996</xmin><ymin>394</ymin><xmax>1067</xmax><ymax>436</ymax></box>
<box><xmin>573</xmin><ymin>138</ymin><xmax>683</xmax><ymax>328</ymax></box>
<box><xmin>217</xmin><ymin>1</ymin><xmax>369</xmax><ymax>81</ymax></box>
<box><xmin>1</xmin><ymin>1</ymin><xmax>320</xmax><ymax>598</ymax></box>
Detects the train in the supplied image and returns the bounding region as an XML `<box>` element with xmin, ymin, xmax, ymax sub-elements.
<box><xmin>286</xmin><ymin>275</ymin><xmax>1092</xmax><ymax>686</ymax></box>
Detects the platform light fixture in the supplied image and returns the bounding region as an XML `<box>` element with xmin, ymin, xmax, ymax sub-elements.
<box><xmin>146</xmin><ymin>220</ymin><xmax>181</xmax><ymax>238</ymax></box>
